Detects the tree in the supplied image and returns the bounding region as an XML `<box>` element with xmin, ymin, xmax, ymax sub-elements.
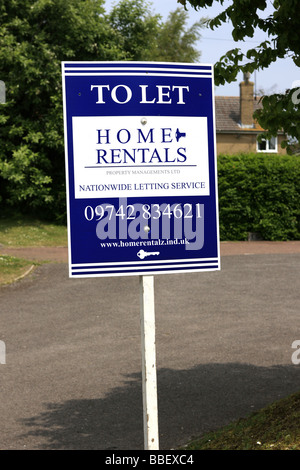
<box><xmin>108</xmin><ymin>0</ymin><xmax>161</xmax><ymax>61</ymax></box>
<box><xmin>178</xmin><ymin>0</ymin><xmax>300</xmax><ymax>153</ymax></box>
<box><xmin>108</xmin><ymin>1</ymin><xmax>203</xmax><ymax>63</ymax></box>
<box><xmin>0</xmin><ymin>0</ymin><xmax>125</xmax><ymax>219</ymax></box>
<box><xmin>152</xmin><ymin>8</ymin><xmax>204</xmax><ymax>63</ymax></box>
<box><xmin>0</xmin><ymin>0</ymin><xmax>203</xmax><ymax>219</ymax></box>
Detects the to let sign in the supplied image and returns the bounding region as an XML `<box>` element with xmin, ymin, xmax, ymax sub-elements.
<box><xmin>62</xmin><ymin>61</ymin><xmax>220</xmax><ymax>277</ymax></box>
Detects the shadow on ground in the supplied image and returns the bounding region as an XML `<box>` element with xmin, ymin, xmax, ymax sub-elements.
<box><xmin>19</xmin><ymin>362</ymin><xmax>300</xmax><ymax>450</ymax></box>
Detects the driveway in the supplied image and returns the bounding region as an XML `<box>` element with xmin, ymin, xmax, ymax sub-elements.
<box><xmin>0</xmin><ymin>242</ymin><xmax>300</xmax><ymax>449</ymax></box>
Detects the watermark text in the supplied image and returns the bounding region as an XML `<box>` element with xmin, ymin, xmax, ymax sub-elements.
<box><xmin>85</xmin><ymin>198</ymin><xmax>205</xmax><ymax>251</ymax></box>
<box><xmin>0</xmin><ymin>340</ymin><xmax>6</xmax><ymax>364</ymax></box>
<box><xmin>291</xmin><ymin>340</ymin><xmax>300</xmax><ymax>365</ymax></box>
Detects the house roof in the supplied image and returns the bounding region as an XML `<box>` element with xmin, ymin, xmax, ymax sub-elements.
<box><xmin>215</xmin><ymin>96</ymin><xmax>263</xmax><ymax>132</ymax></box>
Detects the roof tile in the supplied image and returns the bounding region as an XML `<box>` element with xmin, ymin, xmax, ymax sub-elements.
<box><xmin>215</xmin><ymin>96</ymin><xmax>262</xmax><ymax>131</ymax></box>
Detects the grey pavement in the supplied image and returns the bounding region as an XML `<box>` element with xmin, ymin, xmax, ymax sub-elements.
<box><xmin>0</xmin><ymin>252</ymin><xmax>300</xmax><ymax>450</ymax></box>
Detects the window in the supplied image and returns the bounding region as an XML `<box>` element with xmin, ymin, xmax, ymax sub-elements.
<box><xmin>257</xmin><ymin>136</ymin><xmax>278</xmax><ymax>153</ymax></box>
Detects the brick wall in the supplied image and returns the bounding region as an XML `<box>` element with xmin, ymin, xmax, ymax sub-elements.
<box><xmin>240</xmin><ymin>76</ymin><xmax>255</xmax><ymax>127</ymax></box>
<box><xmin>216</xmin><ymin>133</ymin><xmax>287</xmax><ymax>155</ymax></box>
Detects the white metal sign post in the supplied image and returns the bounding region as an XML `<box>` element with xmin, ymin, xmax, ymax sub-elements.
<box><xmin>62</xmin><ymin>61</ymin><xmax>219</xmax><ymax>450</ymax></box>
<box><xmin>140</xmin><ymin>275</ymin><xmax>159</xmax><ymax>449</ymax></box>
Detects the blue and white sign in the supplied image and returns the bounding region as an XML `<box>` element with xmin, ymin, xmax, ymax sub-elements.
<box><xmin>62</xmin><ymin>62</ymin><xmax>220</xmax><ymax>277</ymax></box>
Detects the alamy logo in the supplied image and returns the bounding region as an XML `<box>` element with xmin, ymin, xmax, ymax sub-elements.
<box><xmin>84</xmin><ymin>197</ymin><xmax>205</xmax><ymax>251</ymax></box>
<box><xmin>0</xmin><ymin>340</ymin><xmax>6</xmax><ymax>364</ymax></box>
<box><xmin>291</xmin><ymin>340</ymin><xmax>300</xmax><ymax>365</ymax></box>
<box><xmin>0</xmin><ymin>80</ymin><xmax>5</xmax><ymax>104</ymax></box>
<box><xmin>291</xmin><ymin>80</ymin><xmax>300</xmax><ymax>104</ymax></box>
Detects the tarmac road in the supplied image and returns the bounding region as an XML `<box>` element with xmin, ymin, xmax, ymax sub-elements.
<box><xmin>0</xmin><ymin>244</ymin><xmax>300</xmax><ymax>450</ymax></box>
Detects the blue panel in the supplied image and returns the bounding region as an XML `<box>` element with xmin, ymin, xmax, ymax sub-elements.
<box><xmin>62</xmin><ymin>62</ymin><xmax>220</xmax><ymax>277</ymax></box>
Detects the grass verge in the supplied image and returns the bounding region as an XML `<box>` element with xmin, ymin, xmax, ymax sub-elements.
<box><xmin>183</xmin><ymin>391</ymin><xmax>300</xmax><ymax>450</ymax></box>
<box><xmin>0</xmin><ymin>254</ymin><xmax>40</xmax><ymax>285</ymax></box>
<box><xmin>0</xmin><ymin>213</ymin><xmax>67</xmax><ymax>247</ymax></box>
<box><xmin>0</xmin><ymin>214</ymin><xmax>66</xmax><ymax>285</ymax></box>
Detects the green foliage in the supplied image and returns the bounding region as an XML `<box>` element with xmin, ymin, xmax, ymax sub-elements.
<box><xmin>108</xmin><ymin>0</ymin><xmax>161</xmax><ymax>60</ymax></box>
<box><xmin>108</xmin><ymin>1</ymin><xmax>203</xmax><ymax>62</ymax></box>
<box><xmin>0</xmin><ymin>0</ymin><xmax>202</xmax><ymax>220</ymax></box>
<box><xmin>151</xmin><ymin>8</ymin><xmax>204</xmax><ymax>63</ymax></box>
<box><xmin>217</xmin><ymin>153</ymin><xmax>300</xmax><ymax>241</ymax></box>
<box><xmin>254</xmin><ymin>90</ymin><xmax>300</xmax><ymax>154</ymax></box>
<box><xmin>0</xmin><ymin>0</ymin><xmax>126</xmax><ymax>219</ymax></box>
<box><xmin>179</xmin><ymin>0</ymin><xmax>300</xmax><ymax>72</ymax></box>
<box><xmin>178</xmin><ymin>0</ymin><xmax>300</xmax><ymax>152</ymax></box>
<box><xmin>184</xmin><ymin>391</ymin><xmax>300</xmax><ymax>450</ymax></box>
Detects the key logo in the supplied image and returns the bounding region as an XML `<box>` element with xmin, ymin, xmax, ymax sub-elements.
<box><xmin>137</xmin><ymin>250</ymin><xmax>160</xmax><ymax>259</ymax></box>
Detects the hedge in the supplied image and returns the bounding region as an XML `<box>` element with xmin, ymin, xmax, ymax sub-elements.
<box><xmin>217</xmin><ymin>153</ymin><xmax>300</xmax><ymax>241</ymax></box>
